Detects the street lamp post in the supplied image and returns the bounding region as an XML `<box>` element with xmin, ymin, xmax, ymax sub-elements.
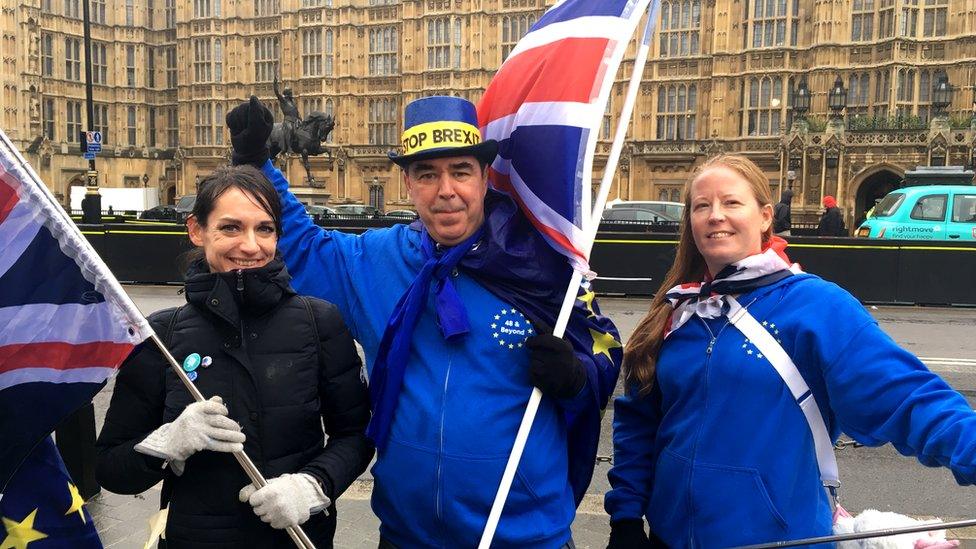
<box><xmin>789</xmin><ymin>79</ymin><xmax>812</xmax><ymax>135</ymax></box>
<box><xmin>792</xmin><ymin>80</ymin><xmax>811</xmax><ymax>120</ymax></box>
<box><xmin>828</xmin><ymin>76</ymin><xmax>847</xmax><ymax>121</ymax></box>
<box><xmin>931</xmin><ymin>73</ymin><xmax>952</xmax><ymax>116</ymax></box>
<box><xmin>79</xmin><ymin>0</ymin><xmax>100</xmax><ymax>224</ymax></box>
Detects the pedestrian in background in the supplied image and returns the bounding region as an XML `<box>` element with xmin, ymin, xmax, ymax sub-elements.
<box><xmin>817</xmin><ymin>195</ymin><xmax>847</xmax><ymax>236</ymax></box>
<box><xmin>773</xmin><ymin>187</ymin><xmax>793</xmax><ymax>236</ymax></box>
<box><xmin>605</xmin><ymin>154</ymin><xmax>976</xmax><ymax>547</ymax></box>
<box><xmin>96</xmin><ymin>165</ymin><xmax>372</xmax><ymax>548</ymax></box>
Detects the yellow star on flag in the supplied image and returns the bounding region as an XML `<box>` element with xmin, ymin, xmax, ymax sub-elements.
<box><xmin>577</xmin><ymin>289</ymin><xmax>597</xmax><ymax>317</ymax></box>
<box><xmin>65</xmin><ymin>482</ymin><xmax>87</xmax><ymax>524</ymax></box>
<box><xmin>0</xmin><ymin>509</ymin><xmax>48</xmax><ymax>549</ymax></box>
<box><xmin>589</xmin><ymin>328</ymin><xmax>622</xmax><ymax>359</ymax></box>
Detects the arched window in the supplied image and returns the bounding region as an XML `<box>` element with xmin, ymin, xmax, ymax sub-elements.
<box><xmin>874</xmin><ymin>69</ymin><xmax>890</xmax><ymax>117</ymax></box>
<box><xmin>325</xmin><ymin>99</ymin><xmax>335</xmax><ymax>143</ymax></box>
<box><xmin>847</xmin><ymin>73</ymin><xmax>870</xmax><ymax>118</ymax></box>
<box><xmin>851</xmin><ymin>0</ymin><xmax>874</xmax><ymax>41</ymax></box>
<box><xmin>747</xmin><ymin>0</ymin><xmax>795</xmax><ymax>47</ymax></box>
<box><xmin>214</xmin><ymin>39</ymin><xmax>222</xmax><ymax>82</ymax></box>
<box><xmin>659</xmin><ymin>0</ymin><xmax>700</xmax><ymax>57</ymax></box>
<box><xmin>656</xmin><ymin>83</ymin><xmax>697</xmax><ymax>139</ymax></box>
<box><xmin>917</xmin><ymin>69</ymin><xmax>931</xmax><ymax>123</ymax></box>
<box><xmin>745</xmin><ymin>76</ymin><xmax>783</xmax><ymax>136</ymax></box>
<box><xmin>895</xmin><ymin>68</ymin><xmax>915</xmax><ymax>118</ymax></box>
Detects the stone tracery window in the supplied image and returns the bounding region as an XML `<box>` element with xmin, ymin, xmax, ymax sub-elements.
<box><xmin>254</xmin><ymin>36</ymin><xmax>279</xmax><ymax>83</ymax></box>
<box><xmin>744</xmin><ymin>76</ymin><xmax>783</xmax><ymax>136</ymax></box>
<box><xmin>369</xmin><ymin>98</ymin><xmax>398</xmax><ymax>145</ymax></box>
<box><xmin>659</xmin><ymin>0</ymin><xmax>700</xmax><ymax>57</ymax></box>
<box><xmin>427</xmin><ymin>17</ymin><xmax>462</xmax><ymax>70</ymax></box>
<box><xmin>746</xmin><ymin>0</ymin><xmax>794</xmax><ymax>48</ymax></box>
<box><xmin>656</xmin><ymin>83</ymin><xmax>697</xmax><ymax>140</ymax></box>
<box><xmin>847</xmin><ymin>73</ymin><xmax>870</xmax><ymax>119</ymax></box>
<box><xmin>302</xmin><ymin>29</ymin><xmax>323</xmax><ymax>77</ymax></box>
<box><xmin>369</xmin><ymin>27</ymin><xmax>399</xmax><ymax>76</ymax></box>
<box><xmin>501</xmin><ymin>14</ymin><xmax>535</xmax><ymax>61</ymax></box>
<box><xmin>851</xmin><ymin>0</ymin><xmax>874</xmax><ymax>41</ymax></box>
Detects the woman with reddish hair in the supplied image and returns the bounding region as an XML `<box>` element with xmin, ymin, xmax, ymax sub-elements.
<box><xmin>605</xmin><ymin>154</ymin><xmax>976</xmax><ymax>547</ymax></box>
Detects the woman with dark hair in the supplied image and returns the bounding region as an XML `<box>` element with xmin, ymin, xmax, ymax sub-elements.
<box><xmin>96</xmin><ymin>165</ymin><xmax>372</xmax><ymax>548</ymax></box>
<box><xmin>605</xmin><ymin>154</ymin><xmax>976</xmax><ymax>547</ymax></box>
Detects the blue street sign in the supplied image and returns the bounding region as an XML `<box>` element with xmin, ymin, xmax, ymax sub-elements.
<box><xmin>83</xmin><ymin>152</ymin><xmax>96</xmax><ymax>160</ymax></box>
<box><xmin>85</xmin><ymin>131</ymin><xmax>102</xmax><ymax>153</ymax></box>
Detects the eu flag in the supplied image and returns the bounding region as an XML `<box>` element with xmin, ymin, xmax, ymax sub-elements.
<box><xmin>0</xmin><ymin>437</ymin><xmax>102</xmax><ymax>548</ymax></box>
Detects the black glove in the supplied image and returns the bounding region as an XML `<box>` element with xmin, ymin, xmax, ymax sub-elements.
<box><xmin>226</xmin><ymin>95</ymin><xmax>273</xmax><ymax>167</ymax></box>
<box><xmin>526</xmin><ymin>331</ymin><xmax>586</xmax><ymax>399</ymax></box>
<box><xmin>608</xmin><ymin>519</ymin><xmax>667</xmax><ymax>548</ymax></box>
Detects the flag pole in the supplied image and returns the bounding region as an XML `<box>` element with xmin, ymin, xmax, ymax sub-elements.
<box><xmin>478</xmin><ymin>5</ymin><xmax>659</xmax><ymax>546</ymax></box>
<box><xmin>0</xmin><ymin>131</ymin><xmax>316</xmax><ymax>549</ymax></box>
<box><xmin>733</xmin><ymin>518</ymin><xmax>976</xmax><ymax>549</ymax></box>
<box><xmin>148</xmin><ymin>333</ymin><xmax>317</xmax><ymax>549</ymax></box>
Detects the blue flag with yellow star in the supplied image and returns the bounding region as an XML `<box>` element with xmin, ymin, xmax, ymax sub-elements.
<box><xmin>0</xmin><ymin>437</ymin><xmax>101</xmax><ymax>549</ymax></box>
<box><xmin>461</xmin><ymin>189</ymin><xmax>623</xmax><ymax>504</ymax></box>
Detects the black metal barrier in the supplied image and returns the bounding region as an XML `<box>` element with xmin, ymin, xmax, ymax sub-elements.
<box><xmin>77</xmin><ymin>220</ymin><xmax>976</xmax><ymax>305</ymax></box>
<box><xmin>78</xmin><ymin>221</ymin><xmax>194</xmax><ymax>284</ymax></box>
<box><xmin>590</xmin><ymin>229</ymin><xmax>976</xmax><ymax>305</ymax></box>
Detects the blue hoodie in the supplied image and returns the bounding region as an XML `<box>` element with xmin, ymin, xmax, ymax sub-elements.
<box><xmin>606</xmin><ymin>273</ymin><xmax>976</xmax><ymax>548</ymax></box>
<box><xmin>262</xmin><ymin>162</ymin><xmax>587</xmax><ymax>548</ymax></box>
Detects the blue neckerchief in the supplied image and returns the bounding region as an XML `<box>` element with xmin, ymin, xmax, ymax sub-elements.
<box><xmin>366</xmin><ymin>226</ymin><xmax>485</xmax><ymax>451</ymax></box>
<box><xmin>394</xmin><ymin>189</ymin><xmax>623</xmax><ymax>504</ymax></box>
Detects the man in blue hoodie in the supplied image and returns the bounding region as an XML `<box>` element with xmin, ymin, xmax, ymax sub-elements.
<box><xmin>225</xmin><ymin>95</ymin><xmax>622</xmax><ymax>548</ymax></box>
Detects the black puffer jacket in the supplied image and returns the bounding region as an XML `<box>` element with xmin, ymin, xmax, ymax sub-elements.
<box><xmin>96</xmin><ymin>258</ymin><xmax>372</xmax><ymax>548</ymax></box>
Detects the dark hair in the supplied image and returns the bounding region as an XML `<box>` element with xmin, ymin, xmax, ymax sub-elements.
<box><xmin>191</xmin><ymin>165</ymin><xmax>282</xmax><ymax>235</ymax></box>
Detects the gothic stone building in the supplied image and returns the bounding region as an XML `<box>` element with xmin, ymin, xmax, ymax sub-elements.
<box><xmin>4</xmin><ymin>0</ymin><xmax>976</xmax><ymax>224</ymax></box>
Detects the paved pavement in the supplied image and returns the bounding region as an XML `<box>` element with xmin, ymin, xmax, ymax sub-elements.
<box><xmin>81</xmin><ymin>287</ymin><xmax>976</xmax><ymax>548</ymax></box>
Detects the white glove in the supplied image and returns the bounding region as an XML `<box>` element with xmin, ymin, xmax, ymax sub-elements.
<box><xmin>238</xmin><ymin>473</ymin><xmax>331</xmax><ymax>529</ymax></box>
<box><xmin>135</xmin><ymin>396</ymin><xmax>245</xmax><ymax>475</ymax></box>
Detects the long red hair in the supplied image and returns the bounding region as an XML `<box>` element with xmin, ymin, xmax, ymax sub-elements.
<box><xmin>623</xmin><ymin>154</ymin><xmax>775</xmax><ymax>395</ymax></box>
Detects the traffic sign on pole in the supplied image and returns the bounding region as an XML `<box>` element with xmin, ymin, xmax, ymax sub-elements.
<box><xmin>84</xmin><ymin>131</ymin><xmax>102</xmax><ymax>154</ymax></box>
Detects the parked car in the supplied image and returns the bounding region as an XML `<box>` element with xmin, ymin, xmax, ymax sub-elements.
<box><xmin>856</xmin><ymin>185</ymin><xmax>976</xmax><ymax>241</ymax></box>
<box><xmin>608</xmin><ymin>200</ymin><xmax>685</xmax><ymax>220</ymax></box>
<box><xmin>333</xmin><ymin>204</ymin><xmax>380</xmax><ymax>217</ymax></box>
<box><xmin>305</xmin><ymin>204</ymin><xmax>337</xmax><ymax>218</ymax></box>
<box><xmin>174</xmin><ymin>194</ymin><xmax>196</xmax><ymax>220</ymax></box>
<box><xmin>602</xmin><ymin>206</ymin><xmax>680</xmax><ymax>224</ymax></box>
<box><xmin>138</xmin><ymin>205</ymin><xmax>179</xmax><ymax>222</ymax></box>
<box><xmin>385</xmin><ymin>209</ymin><xmax>418</xmax><ymax>221</ymax></box>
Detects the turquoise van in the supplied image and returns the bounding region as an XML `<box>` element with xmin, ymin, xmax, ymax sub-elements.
<box><xmin>856</xmin><ymin>185</ymin><xmax>976</xmax><ymax>241</ymax></box>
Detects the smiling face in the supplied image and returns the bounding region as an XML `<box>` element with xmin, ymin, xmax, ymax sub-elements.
<box><xmin>689</xmin><ymin>166</ymin><xmax>773</xmax><ymax>276</ymax></box>
<box><xmin>187</xmin><ymin>187</ymin><xmax>278</xmax><ymax>272</ymax></box>
<box><xmin>405</xmin><ymin>155</ymin><xmax>488</xmax><ymax>246</ymax></box>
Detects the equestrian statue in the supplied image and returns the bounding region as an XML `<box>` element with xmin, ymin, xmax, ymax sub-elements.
<box><xmin>268</xmin><ymin>76</ymin><xmax>336</xmax><ymax>186</ymax></box>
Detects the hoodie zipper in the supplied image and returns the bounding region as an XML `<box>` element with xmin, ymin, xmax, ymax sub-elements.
<box><xmin>687</xmin><ymin>297</ymin><xmax>758</xmax><ymax>547</ymax></box>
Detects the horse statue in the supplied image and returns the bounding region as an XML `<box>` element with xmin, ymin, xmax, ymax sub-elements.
<box><xmin>267</xmin><ymin>111</ymin><xmax>336</xmax><ymax>186</ymax></box>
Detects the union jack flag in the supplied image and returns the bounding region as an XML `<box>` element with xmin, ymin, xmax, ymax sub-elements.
<box><xmin>0</xmin><ymin>131</ymin><xmax>151</xmax><ymax>493</ymax></box>
<box><xmin>478</xmin><ymin>0</ymin><xmax>656</xmax><ymax>273</ymax></box>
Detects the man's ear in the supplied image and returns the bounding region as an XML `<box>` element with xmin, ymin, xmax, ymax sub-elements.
<box><xmin>187</xmin><ymin>215</ymin><xmax>205</xmax><ymax>247</ymax></box>
<box><xmin>403</xmin><ymin>170</ymin><xmax>413</xmax><ymax>193</ymax></box>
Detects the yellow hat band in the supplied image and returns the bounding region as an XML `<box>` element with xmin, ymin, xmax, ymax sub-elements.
<box><xmin>400</xmin><ymin>121</ymin><xmax>482</xmax><ymax>156</ymax></box>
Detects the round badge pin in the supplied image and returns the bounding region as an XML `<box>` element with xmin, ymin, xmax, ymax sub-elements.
<box><xmin>187</xmin><ymin>371</ymin><xmax>199</xmax><ymax>382</ymax></box>
<box><xmin>200</xmin><ymin>356</ymin><xmax>213</xmax><ymax>368</ymax></box>
<box><xmin>182</xmin><ymin>353</ymin><xmax>201</xmax><ymax>372</ymax></box>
